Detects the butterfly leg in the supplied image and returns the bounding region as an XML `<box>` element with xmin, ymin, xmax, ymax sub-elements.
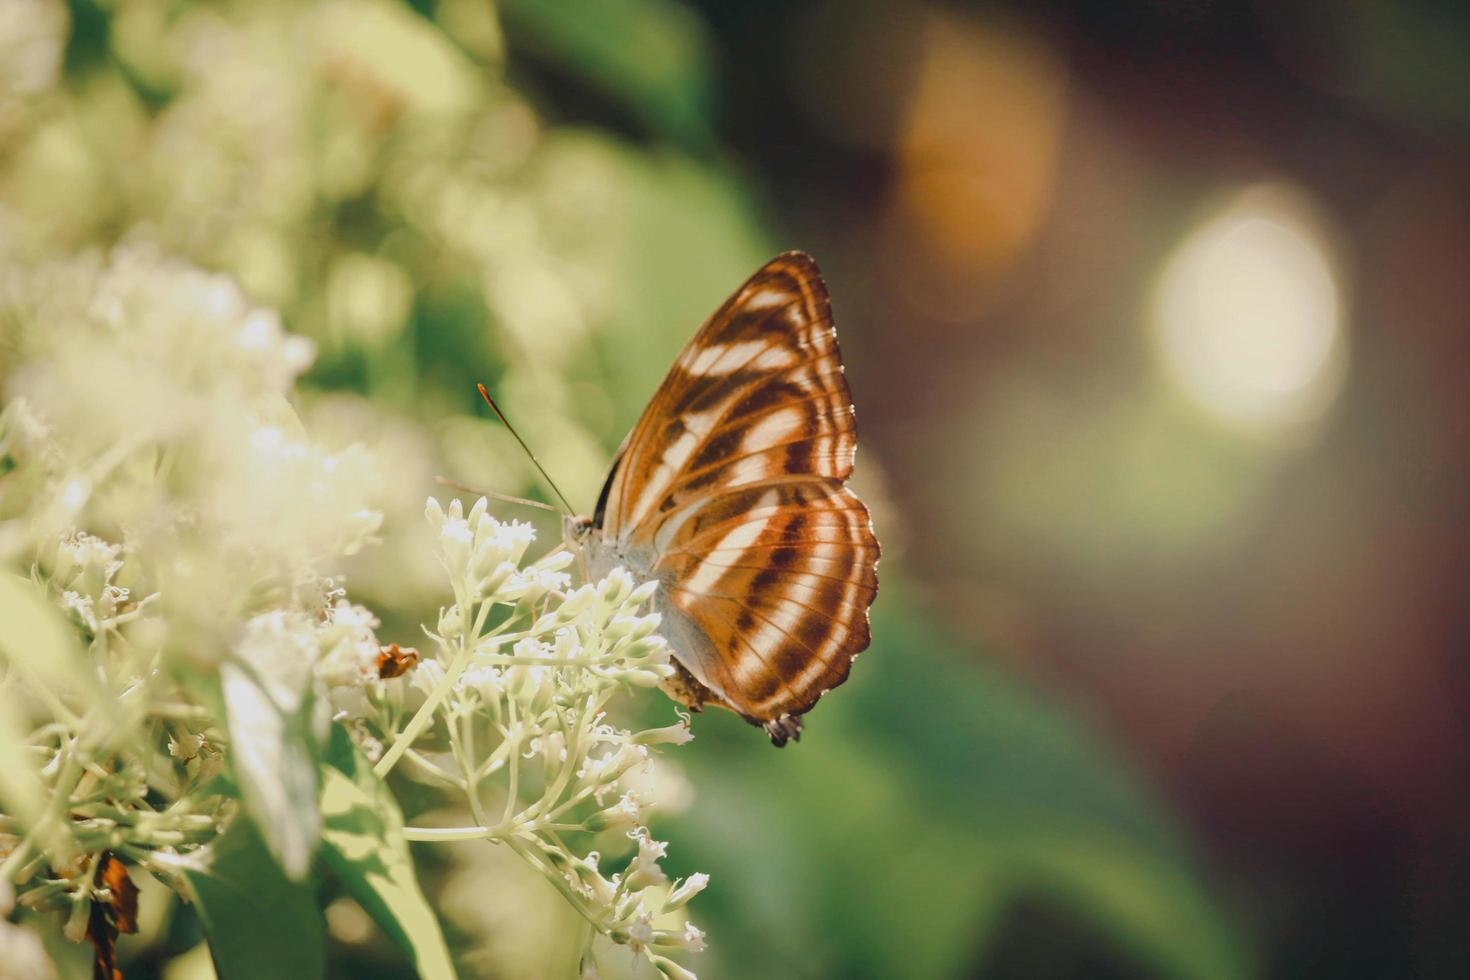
<box><xmin>762</xmin><ymin>714</ymin><xmax>803</xmax><ymax>748</ymax></box>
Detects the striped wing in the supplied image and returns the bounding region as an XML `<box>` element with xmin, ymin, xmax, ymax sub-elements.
<box><xmin>598</xmin><ymin>252</ymin><xmax>878</xmax><ymax>744</ymax></box>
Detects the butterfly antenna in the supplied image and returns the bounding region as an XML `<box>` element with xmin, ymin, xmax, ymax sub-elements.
<box><xmin>433</xmin><ymin>476</ymin><xmax>562</xmax><ymax>513</ymax></box>
<box><xmin>476</xmin><ymin>384</ymin><xmax>576</xmax><ymax>515</ymax></box>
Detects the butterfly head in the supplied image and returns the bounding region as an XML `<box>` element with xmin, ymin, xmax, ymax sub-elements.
<box><xmin>563</xmin><ymin>514</ymin><xmax>595</xmax><ymax>549</ymax></box>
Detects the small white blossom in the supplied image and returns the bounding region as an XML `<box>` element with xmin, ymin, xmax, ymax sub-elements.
<box><xmin>634</xmin><ymin>719</ymin><xmax>694</xmax><ymax>746</ymax></box>
<box><xmin>669</xmin><ymin>922</ymin><xmax>706</xmax><ymax>953</ymax></box>
<box><xmin>624</xmin><ymin>913</ymin><xmax>654</xmax><ymax>956</ymax></box>
<box><xmin>315</xmin><ymin>601</ymin><xmax>382</xmax><ymax>691</ymax></box>
<box><xmin>623</xmin><ymin>831</ymin><xmax>668</xmax><ymax>890</ymax></box>
<box><xmin>381</xmin><ymin>498</ymin><xmax>709</xmax><ymax>971</ymax></box>
<box><xmin>168</xmin><ymin>732</ymin><xmax>205</xmax><ymax>761</ymax></box>
<box><xmin>664</xmin><ymin>873</ymin><xmax>709</xmax><ymax>912</ymax></box>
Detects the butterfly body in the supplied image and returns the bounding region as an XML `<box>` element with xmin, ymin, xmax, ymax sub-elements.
<box><xmin>568</xmin><ymin>253</ymin><xmax>879</xmax><ymax>746</ymax></box>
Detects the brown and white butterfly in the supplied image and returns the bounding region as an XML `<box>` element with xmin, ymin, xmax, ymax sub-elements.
<box><xmin>565</xmin><ymin>252</ymin><xmax>878</xmax><ymax>746</ymax></box>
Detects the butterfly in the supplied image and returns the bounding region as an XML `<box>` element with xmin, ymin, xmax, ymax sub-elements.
<box><xmin>565</xmin><ymin>252</ymin><xmax>879</xmax><ymax>746</ymax></box>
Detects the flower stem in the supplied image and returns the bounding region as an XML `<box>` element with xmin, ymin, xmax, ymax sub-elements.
<box><xmin>375</xmin><ymin>595</ymin><xmax>495</xmax><ymax>780</ymax></box>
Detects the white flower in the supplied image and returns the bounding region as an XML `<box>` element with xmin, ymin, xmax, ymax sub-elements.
<box><xmin>500</xmin><ymin>559</ymin><xmax>572</xmax><ymax>604</ymax></box>
<box><xmin>622</xmin><ymin>831</ymin><xmax>668</xmax><ymax>890</ymax></box>
<box><xmin>634</xmin><ymin>719</ymin><xmax>694</xmax><ymax>746</ymax></box>
<box><xmin>670</xmin><ymin>922</ymin><xmax>706</xmax><ymax>953</ymax></box>
<box><xmin>584</xmin><ymin>791</ymin><xmax>642</xmax><ymax>832</ymax></box>
<box><xmin>439</xmin><ymin>515</ymin><xmax>474</xmax><ymax>576</ymax></box>
<box><xmin>168</xmin><ymin>732</ymin><xmax>206</xmax><ymax>761</ymax></box>
<box><xmin>397</xmin><ymin>498</ymin><xmax>709</xmax><ymax>966</ymax></box>
<box><xmin>410</xmin><ymin>657</ymin><xmax>446</xmax><ymax>697</ymax></box>
<box><xmin>664</xmin><ymin>873</ymin><xmax>709</xmax><ymax>912</ymax></box>
<box><xmin>598</xmin><ymin>567</ymin><xmax>634</xmax><ymax>607</ymax></box>
<box><xmin>315</xmin><ymin>601</ymin><xmax>382</xmax><ymax>690</ymax></box>
<box><xmin>52</xmin><ymin>530</ymin><xmax>122</xmax><ymax>595</ymax></box>
<box><xmin>234</xmin><ymin>309</ymin><xmax>316</xmax><ymax>389</ymax></box>
<box><xmin>624</xmin><ymin>913</ymin><xmax>654</xmax><ymax>956</ymax></box>
<box><xmin>458</xmin><ymin>665</ymin><xmax>503</xmax><ymax>702</ymax></box>
<box><xmin>618</xmin><ymin>756</ymin><xmax>695</xmax><ymax>817</ymax></box>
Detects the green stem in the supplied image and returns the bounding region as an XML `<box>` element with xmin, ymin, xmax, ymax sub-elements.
<box><xmin>499</xmin><ymin>695</ymin><xmax>520</xmax><ymax>827</ymax></box>
<box><xmin>374</xmin><ymin>595</ymin><xmax>496</xmax><ymax>780</ymax></box>
<box><xmin>399</xmin><ymin>749</ymin><xmax>464</xmax><ymax>791</ymax></box>
<box><xmin>1</xmin><ymin>741</ymin><xmax>85</xmax><ymax>884</ymax></box>
<box><xmin>401</xmin><ymin>825</ymin><xmax>502</xmax><ymax>842</ymax></box>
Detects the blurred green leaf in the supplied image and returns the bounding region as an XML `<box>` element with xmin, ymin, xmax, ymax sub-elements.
<box><xmin>174</xmin><ymin>815</ymin><xmax>325</xmax><ymax>980</ymax></box>
<box><xmin>1005</xmin><ymin>829</ymin><xmax>1247</xmax><ymax>980</ymax></box>
<box><xmin>0</xmin><ymin>571</ymin><xmax>100</xmax><ymax>711</ymax></box>
<box><xmin>672</xmin><ymin>583</ymin><xmax>1253</xmax><ymax>980</ymax></box>
<box><xmin>221</xmin><ymin>663</ymin><xmax>321</xmax><ymax>881</ymax></box>
<box><xmin>0</xmin><ymin>679</ymin><xmax>43</xmax><ymax>829</ymax></box>
<box><xmin>497</xmin><ymin>0</ymin><xmax>716</xmax><ymax>145</ymax></box>
<box><xmin>320</xmin><ymin>724</ymin><xmax>456</xmax><ymax>980</ymax></box>
<box><xmin>0</xmin><ymin>572</ymin><xmax>90</xmax><ymax>828</ymax></box>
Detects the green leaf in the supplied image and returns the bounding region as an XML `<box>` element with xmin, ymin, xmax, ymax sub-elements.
<box><xmin>221</xmin><ymin>662</ymin><xmax>321</xmax><ymax>880</ymax></box>
<box><xmin>320</xmin><ymin>724</ymin><xmax>456</xmax><ymax>980</ymax></box>
<box><xmin>673</xmin><ymin>581</ymin><xmax>1254</xmax><ymax>980</ymax></box>
<box><xmin>497</xmin><ymin>0</ymin><xmax>715</xmax><ymax>146</ymax></box>
<box><xmin>0</xmin><ymin>571</ymin><xmax>100</xmax><ymax>711</ymax></box>
<box><xmin>0</xmin><ymin>572</ymin><xmax>94</xmax><ymax>828</ymax></box>
<box><xmin>0</xmin><ymin>678</ymin><xmax>43</xmax><ymax>827</ymax></box>
<box><xmin>173</xmin><ymin>815</ymin><xmax>325</xmax><ymax>980</ymax></box>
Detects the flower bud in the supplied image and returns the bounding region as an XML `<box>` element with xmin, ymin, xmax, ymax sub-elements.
<box><xmin>582</xmin><ymin>792</ymin><xmax>642</xmax><ymax>832</ymax></box>
<box><xmin>633</xmin><ymin>721</ymin><xmax>693</xmax><ymax>746</ymax></box>
<box><xmin>598</xmin><ymin>568</ymin><xmax>634</xmax><ymax>606</ymax></box>
<box><xmin>622</xmin><ymin>832</ymin><xmax>668</xmax><ymax>891</ymax></box>
<box><xmin>63</xmin><ymin>892</ymin><xmax>90</xmax><ymax>943</ymax></box>
<box><xmin>620</xmin><ymin>667</ymin><xmax>670</xmax><ymax>689</ymax></box>
<box><xmin>663</xmin><ymin>873</ymin><xmax>709</xmax><ymax>911</ymax></box>
<box><xmin>628</xmin><ymin>613</ymin><xmax>661</xmax><ymax>641</ymax></box>
<box><xmin>654</xmin><ymin>922</ymin><xmax>707</xmax><ymax>953</ymax></box>
<box><xmin>556</xmin><ymin>585</ymin><xmax>598</xmax><ymax>620</ymax></box>
<box><xmin>437</xmin><ymin>604</ymin><xmax>464</xmax><ymax>638</ymax></box>
<box><xmin>624</xmin><ymin>636</ymin><xmax>671</xmax><ymax>666</ymax></box>
<box><xmin>621</xmin><ymin>914</ymin><xmax>654</xmax><ymax>954</ymax></box>
<box><xmin>604</xmin><ymin>615</ymin><xmax>642</xmax><ymax>640</ymax></box>
<box><xmin>438</xmin><ymin>517</ymin><xmax>473</xmax><ymax>575</ymax></box>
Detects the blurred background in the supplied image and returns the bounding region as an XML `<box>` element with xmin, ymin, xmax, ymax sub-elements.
<box><xmin>3</xmin><ymin>0</ymin><xmax>1468</xmax><ymax>977</ymax></box>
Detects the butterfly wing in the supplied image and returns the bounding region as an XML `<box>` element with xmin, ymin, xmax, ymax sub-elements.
<box><xmin>598</xmin><ymin>252</ymin><xmax>878</xmax><ymax>743</ymax></box>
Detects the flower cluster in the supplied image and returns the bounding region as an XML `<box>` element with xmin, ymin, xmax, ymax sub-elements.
<box><xmin>344</xmin><ymin>496</ymin><xmax>708</xmax><ymax>978</ymax></box>
<box><xmin>0</xmin><ymin>0</ymin><xmax>720</xmax><ymax>970</ymax></box>
<box><xmin>0</xmin><ymin>247</ymin><xmax>386</xmax><ymax>964</ymax></box>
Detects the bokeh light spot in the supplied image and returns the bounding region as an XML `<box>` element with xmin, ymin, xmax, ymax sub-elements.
<box><xmin>1150</xmin><ymin>186</ymin><xmax>1347</xmax><ymax>442</ymax></box>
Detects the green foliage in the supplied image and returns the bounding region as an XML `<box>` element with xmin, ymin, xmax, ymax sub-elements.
<box><xmin>499</xmin><ymin>0</ymin><xmax>717</xmax><ymax>146</ymax></box>
<box><xmin>222</xmin><ymin>660</ymin><xmax>326</xmax><ymax>882</ymax></box>
<box><xmin>320</xmin><ymin>725</ymin><xmax>456</xmax><ymax>980</ymax></box>
<box><xmin>671</xmin><ymin>589</ymin><xmax>1252</xmax><ymax>979</ymax></box>
<box><xmin>0</xmin><ymin>574</ymin><xmax>76</xmax><ymax>829</ymax></box>
<box><xmin>171</xmin><ymin>817</ymin><xmax>325</xmax><ymax>980</ymax></box>
<box><xmin>0</xmin><ymin>0</ymin><xmax>1253</xmax><ymax>976</ymax></box>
